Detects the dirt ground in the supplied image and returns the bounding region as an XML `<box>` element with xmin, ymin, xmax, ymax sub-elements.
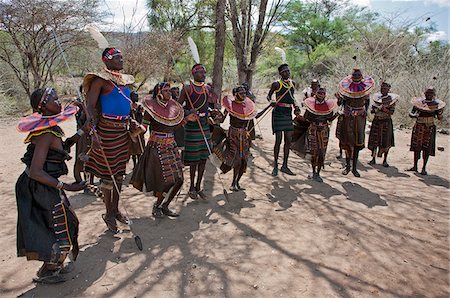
<box><xmin>0</xmin><ymin>104</ymin><xmax>449</xmax><ymax>297</ymax></box>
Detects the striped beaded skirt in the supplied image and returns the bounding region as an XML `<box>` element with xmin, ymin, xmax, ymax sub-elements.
<box><xmin>183</xmin><ymin>118</ymin><xmax>212</xmax><ymax>165</ymax></box>
<box><xmin>85</xmin><ymin>117</ymin><xmax>130</xmax><ymax>180</ymax></box>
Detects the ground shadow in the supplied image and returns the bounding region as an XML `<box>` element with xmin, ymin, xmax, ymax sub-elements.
<box><xmin>342</xmin><ymin>181</ymin><xmax>388</xmax><ymax>208</ymax></box>
<box><xmin>266</xmin><ymin>181</ymin><xmax>300</xmax><ymax>211</ymax></box>
<box><xmin>371</xmin><ymin>165</ymin><xmax>410</xmax><ymax>178</ymax></box>
<box><xmin>415</xmin><ymin>173</ymin><xmax>450</xmax><ymax>189</ymax></box>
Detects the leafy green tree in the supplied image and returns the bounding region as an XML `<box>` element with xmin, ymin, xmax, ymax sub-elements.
<box><xmin>280</xmin><ymin>0</ymin><xmax>371</xmax><ymax>61</ymax></box>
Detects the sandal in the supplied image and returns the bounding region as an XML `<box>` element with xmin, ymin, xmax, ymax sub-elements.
<box><xmin>152</xmin><ymin>206</ymin><xmax>164</xmax><ymax>218</ymax></box>
<box><xmin>161</xmin><ymin>206</ymin><xmax>179</xmax><ymax>217</ymax></box>
<box><xmin>229</xmin><ymin>185</ymin><xmax>239</xmax><ymax>192</ymax></box>
<box><xmin>59</xmin><ymin>262</ymin><xmax>74</xmax><ymax>274</ymax></box>
<box><xmin>115</xmin><ymin>212</ymin><xmax>130</xmax><ymax>225</ymax></box>
<box><xmin>102</xmin><ymin>214</ymin><xmax>118</xmax><ymax>234</ymax></box>
<box><xmin>33</xmin><ymin>270</ymin><xmax>65</xmax><ymax>284</ymax></box>
<box><xmin>236</xmin><ymin>183</ymin><xmax>245</xmax><ymax>190</ymax></box>
<box><xmin>188</xmin><ymin>190</ymin><xmax>198</xmax><ymax>200</ymax></box>
<box><xmin>280</xmin><ymin>166</ymin><xmax>295</xmax><ymax>176</ymax></box>
<box><xmin>197</xmin><ymin>190</ymin><xmax>207</xmax><ymax>200</ymax></box>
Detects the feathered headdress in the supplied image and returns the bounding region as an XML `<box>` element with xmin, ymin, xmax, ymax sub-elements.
<box><xmin>187</xmin><ymin>37</ymin><xmax>200</xmax><ymax>64</ymax></box>
<box><xmin>274</xmin><ymin>47</ymin><xmax>286</xmax><ymax>63</ymax></box>
<box><xmin>86</xmin><ymin>25</ymin><xmax>109</xmax><ymax>49</ymax></box>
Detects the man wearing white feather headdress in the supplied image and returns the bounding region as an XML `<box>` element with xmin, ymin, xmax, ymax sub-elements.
<box><xmin>267</xmin><ymin>64</ymin><xmax>301</xmax><ymax>176</ymax></box>
<box><xmin>178</xmin><ymin>64</ymin><xmax>218</xmax><ymax>200</ymax></box>
<box><xmin>83</xmin><ymin>47</ymin><xmax>136</xmax><ymax>234</ymax></box>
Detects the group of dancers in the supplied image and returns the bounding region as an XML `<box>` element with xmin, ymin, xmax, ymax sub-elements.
<box><xmin>15</xmin><ymin>47</ymin><xmax>445</xmax><ymax>283</ymax></box>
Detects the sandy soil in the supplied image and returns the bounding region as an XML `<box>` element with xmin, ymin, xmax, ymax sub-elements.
<box><xmin>0</xmin><ymin>105</ymin><xmax>449</xmax><ymax>297</ymax></box>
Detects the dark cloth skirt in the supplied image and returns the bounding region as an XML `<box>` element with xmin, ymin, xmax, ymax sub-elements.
<box><xmin>85</xmin><ymin>117</ymin><xmax>130</xmax><ymax>180</ymax></box>
<box><xmin>290</xmin><ymin>115</ymin><xmax>310</xmax><ymax>158</ymax></box>
<box><xmin>16</xmin><ymin>172</ymin><xmax>79</xmax><ymax>263</ymax></box>
<box><xmin>336</xmin><ymin>114</ymin><xmax>366</xmax><ymax>152</ymax></box>
<box><xmin>410</xmin><ymin>123</ymin><xmax>436</xmax><ymax>156</ymax></box>
<box><xmin>183</xmin><ymin>118</ymin><xmax>211</xmax><ymax>165</ymax></box>
<box><xmin>306</xmin><ymin>124</ymin><xmax>330</xmax><ymax>163</ymax></box>
<box><xmin>219</xmin><ymin>126</ymin><xmax>251</xmax><ymax>174</ymax></box>
<box><xmin>272</xmin><ymin>106</ymin><xmax>293</xmax><ymax>133</ymax></box>
<box><xmin>368</xmin><ymin>117</ymin><xmax>394</xmax><ymax>156</ymax></box>
<box><xmin>248</xmin><ymin>120</ymin><xmax>256</xmax><ymax>140</ymax></box>
<box><xmin>131</xmin><ymin>140</ymin><xmax>183</xmax><ymax>194</ymax></box>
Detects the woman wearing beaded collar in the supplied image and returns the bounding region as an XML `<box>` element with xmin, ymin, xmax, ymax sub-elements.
<box><xmin>16</xmin><ymin>88</ymin><xmax>87</xmax><ymax>284</ymax></box>
<box><xmin>219</xmin><ymin>85</ymin><xmax>257</xmax><ymax>191</ymax></box>
<box><xmin>131</xmin><ymin>82</ymin><xmax>197</xmax><ymax>218</ymax></box>
<box><xmin>407</xmin><ymin>86</ymin><xmax>446</xmax><ymax>175</ymax></box>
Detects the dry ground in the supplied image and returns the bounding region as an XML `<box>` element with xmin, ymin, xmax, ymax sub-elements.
<box><xmin>0</xmin><ymin>103</ymin><xmax>449</xmax><ymax>297</ymax></box>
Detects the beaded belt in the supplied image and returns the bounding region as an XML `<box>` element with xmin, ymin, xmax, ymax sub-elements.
<box><xmin>99</xmin><ymin>117</ymin><xmax>129</xmax><ymax>128</ymax></box>
<box><xmin>374</xmin><ymin>112</ymin><xmax>391</xmax><ymax>120</ymax></box>
<box><xmin>276</xmin><ymin>103</ymin><xmax>292</xmax><ymax>108</ymax></box>
<box><xmin>344</xmin><ymin>105</ymin><xmax>365</xmax><ymax>116</ymax></box>
<box><xmin>417</xmin><ymin>117</ymin><xmax>434</xmax><ymax>125</ymax></box>
<box><xmin>148</xmin><ymin>131</ymin><xmax>175</xmax><ymax>145</ymax></box>
<box><xmin>312</xmin><ymin>121</ymin><xmax>329</xmax><ymax>127</ymax></box>
<box><xmin>102</xmin><ymin>113</ymin><xmax>130</xmax><ymax>121</ymax></box>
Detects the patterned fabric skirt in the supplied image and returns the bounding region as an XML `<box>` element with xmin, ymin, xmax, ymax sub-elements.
<box><xmin>131</xmin><ymin>136</ymin><xmax>183</xmax><ymax>194</ymax></box>
<box><xmin>336</xmin><ymin>114</ymin><xmax>366</xmax><ymax>153</ymax></box>
<box><xmin>219</xmin><ymin>126</ymin><xmax>251</xmax><ymax>174</ymax></box>
<box><xmin>272</xmin><ymin>106</ymin><xmax>293</xmax><ymax>133</ymax></box>
<box><xmin>368</xmin><ymin>118</ymin><xmax>394</xmax><ymax>156</ymax></box>
<box><xmin>410</xmin><ymin>123</ymin><xmax>436</xmax><ymax>156</ymax></box>
<box><xmin>183</xmin><ymin>118</ymin><xmax>211</xmax><ymax>165</ymax></box>
<box><xmin>85</xmin><ymin>117</ymin><xmax>130</xmax><ymax>180</ymax></box>
<box><xmin>16</xmin><ymin>172</ymin><xmax>79</xmax><ymax>263</ymax></box>
<box><xmin>306</xmin><ymin>124</ymin><xmax>330</xmax><ymax>166</ymax></box>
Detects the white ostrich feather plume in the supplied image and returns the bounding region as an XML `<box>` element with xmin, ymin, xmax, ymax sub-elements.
<box><xmin>188</xmin><ymin>37</ymin><xmax>200</xmax><ymax>64</ymax></box>
<box><xmin>86</xmin><ymin>25</ymin><xmax>109</xmax><ymax>49</ymax></box>
<box><xmin>274</xmin><ymin>47</ymin><xmax>286</xmax><ymax>63</ymax></box>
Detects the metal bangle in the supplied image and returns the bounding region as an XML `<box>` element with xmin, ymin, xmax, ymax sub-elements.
<box><xmin>56</xmin><ymin>181</ymin><xmax>64</xmax><ymax>190</ymax></box>
<box><xmin>76</xmin><ymin>128</ymin><xmax>85</xmax><ymax>136</ymax></box>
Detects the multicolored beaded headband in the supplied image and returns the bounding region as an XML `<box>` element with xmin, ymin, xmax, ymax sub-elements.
<box><xmin>102</xmin><ymin>48</ymin><xmax>122</xmax><ymax>61</ymax></box>
<box><xmin>37</xmin><ymin>87</ymin><xmax>53</xmax><ymax>111</ymax></box>
<box><xmin>192</xmin><ymin>64</ymin><xmax>206</xmax><ymax>73</ymax></box>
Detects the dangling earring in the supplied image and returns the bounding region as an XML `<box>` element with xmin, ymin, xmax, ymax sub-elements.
<box><xmin>157</xmin><ymin>93</ymin><xmax>164</xmax><ymax>101</ymax></box>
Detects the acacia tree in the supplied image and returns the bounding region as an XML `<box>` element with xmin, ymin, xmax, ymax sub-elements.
<box><xmin>227</xmin><ymin>0</ymin><xmax>287</xmax><ymax>88</ymax></box>
<box><xmin>0</xmin><ymin>0</ymin><xmax>102</xmax><ymax>96</ymax></box>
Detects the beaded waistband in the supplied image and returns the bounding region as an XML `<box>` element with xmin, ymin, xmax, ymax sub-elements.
<box><xmin>148</xmin><ymin>131</ymin><xmax>175</xmax><ymax>145</ymax></box>
<box><xmin>417</xmin><ymin>117</ymin><xmax>434</xmax><ymax>125</ymax></box>
<box><xmin>102</xmin><ymin>113</ymin><xmax>130</xmax><ymax>121</ymax></box>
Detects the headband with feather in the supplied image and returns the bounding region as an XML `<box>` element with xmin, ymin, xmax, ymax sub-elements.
<box><xmin>86</xmin><ymin>25</ymin><xmax>109</xmax><ymax>49</ymax></box>
<box><xmin>274</xmin><ymin>47</ymin><xmax>286</xmax><ymax>63</ymax></box>
<box><xmin>188</xmin><ymin>37</ymin><xmax>200</xmax><ymax>64</ymax></box>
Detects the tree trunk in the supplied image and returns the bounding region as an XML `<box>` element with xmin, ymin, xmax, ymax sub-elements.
<box><xmin>212</xmin><ymin>0</ymin><xmax>226</xmax><ymax>101</ymax></box>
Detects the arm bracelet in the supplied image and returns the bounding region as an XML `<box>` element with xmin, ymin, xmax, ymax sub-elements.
<box><xmin>76</xmin><ymin>128</ymin><xmax>85</xmax><ymax>136</ymax></box>
<box><xmin>56</xmin><ymin>181</ymin><xmax>64</xmax><ymax>190</ymax></box>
